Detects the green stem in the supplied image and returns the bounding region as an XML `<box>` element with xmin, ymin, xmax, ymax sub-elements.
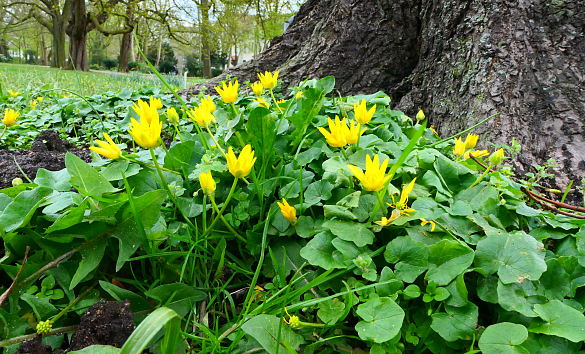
<box><xmin>209</xmin><ymin>195</ymin><xmax>247</xmax><ymax>243</ymax></box>
<box><xmin>425</xmin><ymin>113</ymin><xmax>500</xmax><ymax>149</ymax></box>
<box><xmin>376</xmin><ymin>190</ymin><xmax>388</xmax><ymax>217</ymax></box>
<box><xmin>201</xmin><ymin>178</ymin><xmax>239</xmax><ymax>239</ymax></box>
<box><xmin>0</xmin><ymin>126</ymin><xmax>6</xmax><ymax>140</ymax></box>
<box><xmin>269</xmin><ymin>89</ymin><xmax>282</xmax><ymax>112</ymax></box>
<box><xmin>340</xmin><ymin>146</ymin><xmax>349</xmax><ymax>161</ymax></box>
<box><xmin>173</xmin><ymin>123</ymin><xmax>184</xmax><ymax>142</ymax></box>
<box><xmin>231</xmin><ymin>103</ymin><xmax>239</xmax><ymax>117</ymax></box>
<box><xmin>469</xmin><ymin>163</ymin><xmax>493</xmax><ymax>189</ymax></box>
<box><xmin>205</xmin><ymin>125</ymin><xmax>227</xmax><ymax>159</ymax></box>
<box><xmin>122</xmin><ymin>156</ymin><xmax>181</xmax><ymax>175</ymax></box>
<box><xmin>51</xmin><ymin>282</ymin><xmax>97</xmax><ymax>323</ymax></box>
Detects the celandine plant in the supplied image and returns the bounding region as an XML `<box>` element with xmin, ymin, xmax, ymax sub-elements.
<box><xmin>1</xmin><ymin>70</ymin><xmax>585</xmax><ymax>354</ymax></box>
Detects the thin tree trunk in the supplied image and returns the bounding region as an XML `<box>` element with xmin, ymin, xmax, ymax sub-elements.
<box><xmin>118</xmin><ymin>5</ymin><xmax>136</xmax><ymax>72</ymax></box>
<box><xmin>200</xmin><ymin>0</ymin><xmax>212</xmax><ymax>78</ymax></box>
<box><xmin>66</xmin><ymin>0</ymin><xmax>89</xmax><ymax>71</ymax></box>
<box><xmin>155</xmin><ymin>32</ymin><xmax>163</xmax><ymax>67</ymax></box>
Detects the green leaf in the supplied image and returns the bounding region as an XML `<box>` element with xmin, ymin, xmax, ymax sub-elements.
<box><xmin>294</xmin><ymin>216</ymin><xmax>319</xmax><ymax>238</ymax></box>
<box><xmin>431</xmin><ymin>303</ymin><xmax>478</xmax><ymax>342</ymax></box>
<box><xmin>322</xmin><ymin>220</ymin><xmax>374</xmax><ymax>247</ymax></box>
<box><xmin>46</xmin><ymin>199</ymin><xmax>89</xmax><ymax>233</ymax></box>
<box><xmin>99</xmin><ymin>281</ymin><xmax>152</xmax><ymax>312</ymax></box>
<box><xmin>119</xmin><ymin>307</ymin><xmax>180</xmax><ymax>354</ymax></box>
<box><xmin>317</xmin><ymin>299</ymin><xmax>345</xmax><ymax>325</ymax></box>
<box><xmin>426</xmin><ymin>240</ymin><xmax>474</xmax><ymax>286</ymax></box>
<box><xmin>475</xmin><ymin>231</ymin><xmax>546</xmax><ymax>284</ymax></box>
<box><xmin>289</xmin><ymin>77</ymin><xmax>334</xmax><ymax>147</ymax></box>
<box><xmin>376</xmin><ymin>267</ymin><xmax>404</xmax><ymax>297</ymax></box>
<box><xmin>0</xmin><ymin>187</ymin><xmax>52</xmax><ymax>232</ymax></box>
<box><xmin>70</xmin><ymin>346</ymin><xmax>120</xmax><ymax>354</ymax></box>
<box><xmin>241</xmin><ymin>315</ymin><xmax>305</xmax><ymax>354</ymax></box>
<box><xmin>478</xmin><ymin>323</ymin><xmax>529</xmax><ymax>354</ymax></box>
<box><xmin>144</xmin><ymin>283</ymin><xmax>206</xmax><ymax>317</ymax></box>
<box><xmin>20</xmin><ymin>293</ymin><xmax>58</xmax><ymax>320</ymax></box>
<box><xmin>70</xmin><ymin>235</ymin><xmax>107</xmax><ymax>289</ymax></box>
<box><xmin>529</xmin><ymin>300</ymin><xmax>585</xmax><ymax>342</ymax></box>
<box><xmin>323</xmin><ymin>205</ymin><xmax>358</xmax><ymax>220</ymax></box>
<box><xmin>355</xmin><ymin>297</ymin><xmax>405</xmax><ymax>343</ymax></box>
<box><xmin>66</xmin><ymin>152</ymin><xmax>118</xmax><ymax>197</ymax></box>
<box><xmin>497</xmin><ymin>280</ymin><xmax>543</xmax><ymax>317</ymax></box>
<box><xmin>300</xmin><ymin>231</ymin><xmax>345</xmax><ymax>269</ymax></box>
<box><xmin>384</xmin><ymin>236</ymin><xmax>429</xmax><ymax>282</ymax></box>
<box><xmin>538</xmin><ymin>258</ymin><xmax>571</xmax><ymax>300</ymax></box>
<box><xmin>165</xmin><ymin>140</ymin><xmax>204</xmax><ymax>175</ymax></box>
<box><xmin>445</xmin><ymin>273</ymin><xmax>469</xmax><ymax>307</ymax></box>
<box><xmin>304</xmin><ymin>180</ymin><xmax>334</xmax><ymax>206</ymax></box>
<box><xmin>111</xmin><ymin>189</ymin><xmax>167</xmax><ymax>271</ymax></box>
<box><xmin>100</xmin><ymin>160</ymin><xmax>141</xmax><ymax>181</ymax></box>
<box><xmin>34</xmin><ymin>168</ymin><xmax>72</xmax><ymax>192</ymax></box>
<box><xmin>247</xmin><ymin>107</ymin><xmax>277</xmax><ymax>168</ymax></box>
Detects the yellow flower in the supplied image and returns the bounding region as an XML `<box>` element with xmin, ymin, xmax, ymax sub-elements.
<box><xmin>128</xmin><ymin>114</ymin><xmax>162</xmax><ymax>148</ymax></box>
<box><xmin>251</xmin><ymin>81</ymin><xmax>264</xmax><ymax>96</ymax></box>
<box><xmin>374</xmin><ymin>210</ymin><xmax>401</xmax><ymax>226</ymax></box>
<box><xmin>3</xmin><ymin>109</ymin><xmax>18</xmax><ymax>126</ymax></box>
<box><xmin>188</xmin><ymin>106</ymin><xmax>214</xmax><ymax>128</ymax></box>
<box><xmin>227</xmin><ymin>144</ymin><xmax>257</xmax><ymax>178</ymax></box>
<box><xmin>416</xmin><ymin>110</ymin><xmax>425</xmax><ymax>121</ymax></box>
<box><xmin>29</xmin><ymin>100</ymin><xmax>37</xmax><ymax>109</ymax></box>
<box><xmin>215</xmin><ymin>80</ymin><xmax>239</xmax><ymax>104</ymax></box>
<box><xmin>284</xmin><ymin>307</ymin><xmax>300</xmax><ymax>328</ymax></box>
<box><xmin>150</xmin><ymin>96</ymin><xmax>163</xmax><ymax>109</ymax></box>
<box><xmin>253</xmin><ymin>97</ymin><xmax>270</xmax><ymax>109</ymax></box>
<box><xmin>464</xmin><ymin>149</ymin><xmax>489</xmax><ymax>159</ymax></box>
<box><xmin>317</xmin><ymin>116</ymin><xmax>347</xmax><ymax>148</ymax></box>
<box><xmin>199</xmin><ymin>171</ymin><xmax>216</xmax><ymax>195</ymax></box>
<box><xmin>453</xmin><ymin>137</ymin><xmax>467</xmax><ymax>156</ymax></box>
<box><xmin>132</xmin><ymin>99</ymin><xmax>159</xmax><ymax>125</ymax></box>
<box><xmin>8</xmin><ymin>89</ymin><xmax>19</xmax><ymax>97</ymax></box>
<box><xmin>277</xmin><ymin>198</ymin><xmax>297</xmax><ymax>224</ymax></box>
<box><xmin>295</xmin><ymin>91</ymin><xmax>303</xmax><ymax>99</ymax></box>
<box><xmin>89</xmin><ymin>132</ymin><xmax>121</xmax><ymax>159</ymax></box>
<box><xmin>258</xmin><ymin>71</ymin><xmax>279</xmax><ymax>90</ymax></box>
<box><xmin>37</xmin><ymin>97</ymin><xmax>43</xmax><ymax>101</ymax></box>
<box><xmin>201</xmin><ymin>95</ymin><xmax>216</xmax><ymax>113</ymax></box>
<box><xmin>430</xmin><ymin>125</ymin><xmax>439</xmax><ymax>137</ymax></box>
<box><xmin>387</xmin><ymin>178</ymin><xmax>417</xmax><ymax>216</ymax></box>
<box><xmin>465</xmin><ymin>133</ymin><xmax>479</xmax><ymax>149</ymax></box>
<box><xmin>277</xmin><ymin>99</ymin><xmax>285</xmax><ymax>104</ymax></box>
<box><xmin>167</xmin><ymin>107</ymin><xmax>179</xmax><ymax>123</ymax></box>
<box><xmin>420</xmin><ymin>218</ymin><xmax>436</xmax><ymax>231</ymax></box>
<box><xmin>344</xmin><ymin>119</ymin><xmax>365</xmax><ymax>145</ymax></box>
<box><xmin>488</xmin><ymin>148</ymin><xmax>505</xmax><ymax>165</ymax></box>
<box><xmin>353</xmin><ymin>99</ymin><xmax>376</xmax><ymax>125</ymax></box>
<box><xmin>347</xmin><ymin>154</ymin><xmax>391</xmax><ymax>192</ymax></box>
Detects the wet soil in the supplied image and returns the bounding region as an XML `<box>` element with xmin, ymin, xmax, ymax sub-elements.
<box><xmin>16</xmin><ymin>301</ymin><xmax>135</xmax><ymax>354</ymax></box>
<box><xmin>0</xmin><ymin>130</ymin><xmax>91</xmax><ymax>190</ymax></box>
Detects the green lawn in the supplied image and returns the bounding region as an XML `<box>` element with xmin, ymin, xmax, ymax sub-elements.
<box><xmin>0</xmin><ymin>63</ymin><xmax>205</xmax><ymax>96</ymax></box>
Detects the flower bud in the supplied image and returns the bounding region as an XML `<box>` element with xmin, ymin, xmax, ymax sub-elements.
<box><xmin>416</xmin><ymin>109</ymin><xmax>425</xmax><ymax>121</ymax></box>
<box><xmin>488</xmin><ymin>148</ymin><xmax>504</xmax><ymax>165</ymax></box>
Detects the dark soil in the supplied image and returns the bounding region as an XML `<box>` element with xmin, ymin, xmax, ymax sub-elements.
<box><xmin>16</xmin><ymin>301</ymin><xmax>135</xmax><ymax>354</ymax></box>
<box><xmin>69</xmin><ymin>300</ymin><xmax>135</xmax><ymax>351</ymax></box>
<box><xmin>0</xmin><ymin>130</ymin><xmax>91</xmax><ymax>190</ymax></box>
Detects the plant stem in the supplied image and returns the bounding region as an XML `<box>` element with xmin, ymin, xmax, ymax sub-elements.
<box><xmin>340</xmin><ymin>147</ymin><xmax>349</xmax><ymax>161</ymax></box>
<box><xmin>51</xmin><ymin>281</ymin><xmax>97</xmax><ymax>323</ymax></box>
<box><xmin>376</xmin><ymin>190</ymin><xmax>388</xmax><ymax>217</ymax></box>
<box><xmin>231</xmin><ymin>103</ymin><xmax>239</xmax><ymax>117</ymax></box>
<box><xmin>469</xmin><ymin>163</ymin><xmax>493</xmax><ymax>189</ymax></box>
<box><xmin>173</xmin><ymin>123</ymin><xmax>184</xmax><ymax>142</ymax></box>
<box><xmin>201</xmin><ymin>178</ymin><xmax>239</xmax><ymax>239</ymax></box>
<box><xmin>205</xmin><ymin>125</ymin><xmax>227</xmax><ymax>158</ymax></box>
<box><xmin>122</xmin><ymin>156</ymin><xmax>181</xmax><ymax>175</ymax></box>
<box><xmin>209</xmin><ymin>196</ymin><xmax>247</xmax><ymax>243</ymax></box>
<box><xmin>0</xmin><ymin>326</ymin><xmax>78</xmax><ymax>348</ymax></box>
<box><xmin>0</xmin><ymin>126</ymin><xmax>6</xmax><ymax>140</ymax></box>
<box><xmin>269</xmin><ymin>89</ymin><xmax>282</xmax><ymax>112</ymax></box>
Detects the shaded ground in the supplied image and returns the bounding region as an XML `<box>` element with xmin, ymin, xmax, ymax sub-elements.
<box><xmin>16</xmin><ymin>301</ymin><xmax>135</xmax><ymax>354</ymax></box>
<box><xmin>0</xmin><ymin>130</ymin><xmax>91</xmax><ymax>190</ymax></box>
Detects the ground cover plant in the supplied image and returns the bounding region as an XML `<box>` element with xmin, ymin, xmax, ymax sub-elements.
<box><xmin>1</xmin><ymin>69</ymin><xmax>585</xmax><ymax>354</ymax></box>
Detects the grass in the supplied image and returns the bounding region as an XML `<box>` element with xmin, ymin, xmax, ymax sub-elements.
<box><xmin>0</xmin><ymin>63</ymin><xmax>206</xmax><ymax>96</ymax></box>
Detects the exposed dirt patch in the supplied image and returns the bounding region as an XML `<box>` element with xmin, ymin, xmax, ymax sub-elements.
<box><xmin>0</xmin><ymin>130</ymin><xmax>91</xmax><ymax>190</ymax></box>
<box><xmin>16</xmin><ymin>300</ymin><xmax>135</xmax><ymax>353</ymax></box>
<box><xmin>69</xmin><ymin>300</ymin><xmax>135</xmax><ymax>351</ymax></box>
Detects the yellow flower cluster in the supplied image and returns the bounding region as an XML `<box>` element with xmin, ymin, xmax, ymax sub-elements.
<box><xmin>317</xmin><ymin>116</ymin><xmax>365</xmax><ymax>148</ymax></box>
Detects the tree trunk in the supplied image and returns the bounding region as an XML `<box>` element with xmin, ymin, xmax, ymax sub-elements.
<box><xmin>200</xmin><ymin>0</ymin><xmax>212</xmax><ymax>78</ymax></box>
<box><xmin>66</xmin><ymin>0</ymin><xmax>89</xmax><ymax>71</ymax></box>
<box><xmin>181</xmin><ymin>0</ymin><xmax>585</xmax><ymax>189</ymax></box>
<box><xmin>118</xmin><ymin>6</ymin><xmax>136</xmax><ymax>72</ymax></box>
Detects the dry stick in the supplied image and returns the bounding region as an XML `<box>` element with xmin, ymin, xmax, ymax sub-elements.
<box><xmin>521</xmin><ymin>187</ymin><xmax>585</xmax><ymax>219</ymax></box>
<box><xmin>468</xmin><ymin>153</ymin><xmax>494</xmax><ymax>172</ymax></box>
<box><xmin>0</xmin><ymin>326</ymin><xmax>78</xmax><ymax>348</ymax></box>
<box><xmin>528</xmin><ymin>190</ymin><xmax>585</xmax><ymax>213</ymax></box>
<box><xmin>0</xmin><ymin>246</ymin><xmax>30</xmax><ymax>307</ymax></box>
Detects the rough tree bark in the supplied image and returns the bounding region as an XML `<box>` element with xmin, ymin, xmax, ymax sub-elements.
<box><xmin>181</xmin><ymin>0</ymin><xmax>585</xmax><ymax>188</ymax></box>
<box><xmin>118</xmin><ymin>5</ymin><xmax>136</xmax><ymax>72</ymax></box>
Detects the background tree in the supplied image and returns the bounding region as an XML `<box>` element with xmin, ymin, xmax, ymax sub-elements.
<box><xmin>182</xmin><ymin>0</ymin><xmax>585</xmax><ymax>186</ymax></box>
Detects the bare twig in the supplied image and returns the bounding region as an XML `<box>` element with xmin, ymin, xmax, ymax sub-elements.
<box><xmin>468</xmin><ymin>153</ymin><xmax>494</xmax><ymax>172</ymax></box>
<box><xmin>0</xmin><ymin>326</ymin><xmax>77</xmax><ymax>348</ymax></box>
<box><xmin>521</xmin><ymin>187</ymin><xmax>585</xmax><ymax>219</ymax></box>
<box><xmin>0</xmin><ymin>246</ymin><xmax>30</xmax><ymax>307</ymax></box>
